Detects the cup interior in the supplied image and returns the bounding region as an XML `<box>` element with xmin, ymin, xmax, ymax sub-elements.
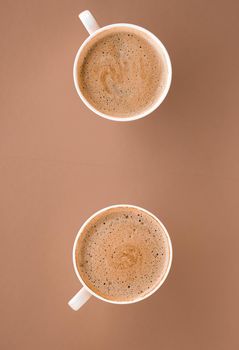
<box><xmin>73</xmin><ymin>24</ymin><xmax>172</xmax><ymax>121</ymax></box>
<box><xmin>72</xmin><ymin>205</ymin><xmax>173</xmax><ymax>304</ymax></box>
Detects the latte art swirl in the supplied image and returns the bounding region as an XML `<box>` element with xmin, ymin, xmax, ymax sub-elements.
<box><xmin>108</xmin><ymin>244</ymin><xmax>142</xmax><ymax>269</ymax></box>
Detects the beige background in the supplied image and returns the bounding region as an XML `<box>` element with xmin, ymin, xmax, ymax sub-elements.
<box><xmin>1</xmin><ymin>0</ymin><xmax>239</xmax><ymax>349</ymax></box>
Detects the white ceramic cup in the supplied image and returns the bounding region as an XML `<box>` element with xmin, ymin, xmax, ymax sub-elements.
<box><xmin>73</xmin><ymin>10</ymin><xmax>172</xmax><ymax>122</ymax></box>
<box><xmin>68</xmin><ymin>204</ymin><xmax>173</xmax><ymax>311</ymax></box>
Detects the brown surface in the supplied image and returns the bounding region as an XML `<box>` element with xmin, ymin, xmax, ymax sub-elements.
<box><xmin>0</xmin><ymin>0</ymin><xmax>239</xmax><ymax>349</ymax></box>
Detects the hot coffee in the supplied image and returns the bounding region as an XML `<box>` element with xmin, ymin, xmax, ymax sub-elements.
<box><xmin>77</xmin><ymin>31</ymin><xmax>167</xmax><ymax>117</ymax></box>
<box><xmin>75</xmin><ymin>207</ymin><xmax>171</xmax><ymax>302</ymax></box>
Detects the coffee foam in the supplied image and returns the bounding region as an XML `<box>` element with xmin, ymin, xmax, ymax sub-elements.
<box><xmin>75</xmin><ymin>207</ymin><xmax>170</xmax><ymax>302</ymax></box>
<box><xmin>78</xmin><ymin>31</ymin><xmax>167</xmax><ymax>117</ymax></box>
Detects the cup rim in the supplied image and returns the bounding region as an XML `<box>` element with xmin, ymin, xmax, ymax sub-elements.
<box><xmin>73</xmin><ymin>23</ymin><xmax>172</xmax><ymax>122</ymax></box>
<box><xmin>72</xmin><ymin>204</ymin><xmax>173</xmax><ymax>305</ymax></box>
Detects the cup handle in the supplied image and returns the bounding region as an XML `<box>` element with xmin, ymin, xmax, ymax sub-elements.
<box><xmin>68</xmin><ymin>287</ymin><xmax>92</xmax><ymax>311</ymax></box>
<box><xmin>79</xmin><ymin>10</ymin><xmax>100</xmax><ymax>35</ymax></box>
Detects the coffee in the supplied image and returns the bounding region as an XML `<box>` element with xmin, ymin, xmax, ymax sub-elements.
<box><xmin>78</xmin><ymin>31</ymin><xmax>167</xmax><ymax>117</ymax></box>
<box><xmin>75</xmin><ymin>207</ymin><xmax>170</xmax><ymax>302</ymax></box>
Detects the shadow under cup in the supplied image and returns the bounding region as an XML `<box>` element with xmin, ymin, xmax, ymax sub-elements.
<box><xmin>73</xmin><ymin>24</ymin><xmax>172</xmax><ymax>121</ymax></box>
<box><xmin>73</xmin><ymin>205</ymin><xmax>172</xmax><ymax>304</ymax></box>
